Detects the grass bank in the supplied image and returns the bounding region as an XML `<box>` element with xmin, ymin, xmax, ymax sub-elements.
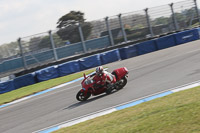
<box><xmin>54</xmin><ymin>86</ymin><xmax>200</xmax><ymax>133</ymax></box>
<box><xmin>0</xmin><ymin>69</ymin><xmax>94</xmax><ymax>105</ymax></box>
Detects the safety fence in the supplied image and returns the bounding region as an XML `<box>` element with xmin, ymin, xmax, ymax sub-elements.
<box><xmin>0</xmin><ymin>36</ymin><xmax>110</xmax><ymax>74</ymax></box>
<box><xmin>0</xmin><ymin>28</ymin><xmax>199</xmax><ymax>94</ymax></box>
<box><xmin>0</xmin><ymin>0</ymin><xmax>199</xmax><ymax>76</ymax></box>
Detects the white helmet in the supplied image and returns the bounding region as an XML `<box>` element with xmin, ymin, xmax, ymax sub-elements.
<box><xmin>96</xmin><ymin>66</ymin><xmax>104</xmax><ymax>76</ymax></box>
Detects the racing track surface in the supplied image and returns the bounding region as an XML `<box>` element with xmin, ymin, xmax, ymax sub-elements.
<box><xmin>1</xmin><ymin>40</ymin><xmax>200</xmax><ymax>133</ymax></box>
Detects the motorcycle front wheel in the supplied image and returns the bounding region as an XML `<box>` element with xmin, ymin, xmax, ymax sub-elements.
<box><xmin>116</xmin><ymin>77</ymin><xmax>127</xmax><ymax>90</ymax></box>
<box><xmin>76</xmin><ymin>91</ymin><xmax>91</xmax><ymax>101</ymax></box>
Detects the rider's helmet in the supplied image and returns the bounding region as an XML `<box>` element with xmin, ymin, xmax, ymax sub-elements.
<box><xmin>96</xmin><ymin>66</ymin><xmax>104</xmax><ymax>76</ymax></box>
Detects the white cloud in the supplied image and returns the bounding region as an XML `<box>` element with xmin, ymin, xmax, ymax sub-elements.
<box><xmin>0</xmin><ymin>0</ymin><xmax>33</xmax><ymax>17</ymax></box>
<box><xmin>67</xmin><ymin>0</ymin><xmax>187</xmax><ymax>20</ymax></box>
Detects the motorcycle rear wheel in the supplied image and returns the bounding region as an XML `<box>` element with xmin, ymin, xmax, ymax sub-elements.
<box><xmin>76</xmin><ymin>91</ymin><xmax>91</xmax><ymax>101</ymax></box>
<box><xmin>106</xmin><ymin>87</ymin><xmax>112</xmax><ymax>94</ymax></box>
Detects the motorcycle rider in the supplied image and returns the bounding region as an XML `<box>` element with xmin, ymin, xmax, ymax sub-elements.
<box><xmin>92</xmin><ymin>66</ymin><xmax>116</xmax><ymax>91</ymax></box>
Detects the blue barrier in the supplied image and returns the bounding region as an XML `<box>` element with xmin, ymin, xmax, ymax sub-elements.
<box><xmin>197</xmin><ymin>28</ymin><xmax>200</xmax><ymax>38</ymax></box>
<box><xmin>0</xmin><ymin>80</ymin><xmax>15</xmax><ymax>94</ymax></box>
<box><xmin>174</xmin><ymin>29</ymin><xmax>199</xmax><ymax>45</ymax></box>
<box><xmin>36</xmin><ymin>66</ymin><xmax>59</xmax><ymax>82</ymax></box>
<box><xmin>58</xmin><ymin>60</ymin><xmax>80</xmax><ymax>76</ymax></box>
<box><xmin>79</xmin><ymin>54</ymin><xmax>101</xmax><ymax>71</ymax></box>
<box><xmin>14</xmin><ymin>73</ymin><xmax>36</xmax><ymax>89</ymax></box>
<box><xmin>155</xmin><ymin>34</ymin><xmax>177</xmax><ymax>50</ymax></box>
<box><xmin>119</xmin><ymin>45</ymin><xmax>137</xmax><ymax>60</ymax></box>
<box><xmin>100</xmin><ymin>49</ymin><xmax>121</xmax><ymax>65</ymax></box>
<box><xmin>136</xmin><ymin>40</ymin><xmax>157</xmax><ymax>55</ymax></box>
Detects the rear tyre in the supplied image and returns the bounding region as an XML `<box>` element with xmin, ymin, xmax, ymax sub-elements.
<box><xmin>116</xmin><ymin>77</ymin><xmax>127</xmax><ymax>90</ymax></box>
<box><xmin>76</xmin><ymin>91</ymin><xmax>91</xmax><ymax>101</ymax></box>
<box><xmin>106</xmin><ymin>87</ymin><xmax>112</xmax><ymax>94</ymax></box>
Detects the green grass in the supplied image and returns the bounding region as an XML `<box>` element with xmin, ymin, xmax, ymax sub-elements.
<box><xmin>0</xmin><ymin>69</ymin><xmax>94</xmax><ymax>105</ymax></box>
<box><xmin>54</xmin><ymin>86</ymin><xmax>200</xmax><ymax>133</ymax></box>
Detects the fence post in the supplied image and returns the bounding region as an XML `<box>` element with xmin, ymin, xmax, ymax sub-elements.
<box><xmin>78</xmin><ymin>22</ymin><xmax>87</xmax><ymax>53</ymax></box>
<box><xmin>170</xmin><ymin>3</ymin><xmax>179</xmax><ymax>31</ymax></box>
<box><xmin>118</xmin><ymin>14</ymin><xmax>128</xmax><ymax>42</ymax></box>
<box><xmin>144</xmin><ymin>8</ymin><xmax>154</xmax><ymax>37</ymax></box>
<box><xmin>49</xmin><ymin>30</ymin><xmax>58</xmax><ymax>61</ymax></box>
<box><xmin>105</xmin><ymin>17</ymin><xmax>115</xmax><ymax>46</ymax></box>
<box><xmin>17</xmin><ymin>38</ymin><xmax>27</xmax><ymax>70</ymax></box>
<box><xmin>194</xmin><ymin>0</ymin><xmax>200</xmax><ymax>24</ymax></box>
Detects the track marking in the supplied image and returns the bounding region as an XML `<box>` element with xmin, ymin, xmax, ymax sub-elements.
<box><xmin>0</xmin><ymin>77</ymin><xmax>85</xmax><ymax>109</ymax></box>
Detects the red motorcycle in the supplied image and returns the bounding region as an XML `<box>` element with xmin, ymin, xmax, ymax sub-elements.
<box><xmin>76</xmin><ymin>67</ymin><xmax>128</xmax><ymax>101</ymax></box>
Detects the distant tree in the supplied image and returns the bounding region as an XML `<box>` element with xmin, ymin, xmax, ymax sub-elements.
<box><xmin>28</xmin><ymin>33</ymin><xmax>68</xmax><ymax>51</ymax></box>
<box><xmin>52</xmin><ymin>34</ymin><xmax>65</xmax><ymax>47</ymax></box>
<box><xmin>0</xmin><ymin>41</ymin><xmax>19</xmax><ymax>58</ymax></box>
<box><xmin>132</xmin><ymin>24</ymin><xmax>145</xmax><ymax>30</ymax></box>
<box><xmin>174</xmin><ymin>13</ymin><xmax>186</xmax><ymax>22</ymax></box>
<box><xmin>171</xmin><ymin>8</ymin><xmax>196</xmax><ymax>23</ymax></box>
<box><xmin>57</xmin><ymin>11</ymin><xmax>85</xmax><ymax>28</ymax></box>
<box><xmin>38</xmin><ymin>36</ymin><xmax>51</xmax><ymax>49</ymax></box>
<box><xmin>152</xmin><ymin>17</ymin><xmax>170</xmax><ymax>26</ymax></box>
<box><xmin>183</xmin><ymin>8</ymin><xmax>196</xmax><ymax>18</ymax></box>
<box><xmin>121</xmin><ymin>14</ymin><xmax>147</xmax><ymax>28</ymax></box>
<box><xmin>56</xmin><ymin>11</ymin><xmax>92</xmax><ymax>43</ymax></box>
<box><xmin>28</xmin><ymin>37</ymin><xmax>43</xmax><ymax>51</ymax></box>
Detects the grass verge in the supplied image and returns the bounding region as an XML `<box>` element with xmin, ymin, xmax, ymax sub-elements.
<box><xmin>0</xmin><ymin>69</ymin><xmax>94</xmax><ymax>105</ymax></box>
<box><xmin>54</xmin><ymin>86</ymin><xmax>200</xmax><ymax>133</ymax></box>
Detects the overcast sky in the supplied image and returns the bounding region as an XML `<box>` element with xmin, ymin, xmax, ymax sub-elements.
<box><xmin>0</xmin><ymin>0</ymin><xmax>198</xmax><ymax>45</ymax></box>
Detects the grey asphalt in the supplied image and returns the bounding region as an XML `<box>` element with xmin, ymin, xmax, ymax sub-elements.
<box><xmin>1</xmin><ymin>40</ymin><xmax>200</xmax><ymax>133</ymax></box>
